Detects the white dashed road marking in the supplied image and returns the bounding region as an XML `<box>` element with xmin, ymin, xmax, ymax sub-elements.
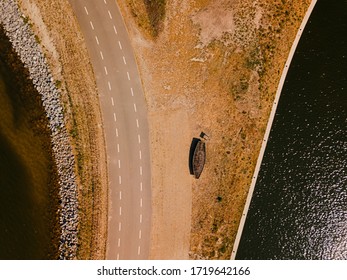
<box><xmin>82</xmin><ymin>2</ymin><xmax>150</xmax><ymax>259</ymax></box>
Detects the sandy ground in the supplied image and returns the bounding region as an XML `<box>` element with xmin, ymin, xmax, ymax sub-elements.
<box><xmin>18</xmin><ymin>0</ymin><xmax>108</xmax><ymax>259</ymax></box>
<box><xmin>118</xmin><ymin>0</ymin><xmax>311</xmax><ymax>259</ymax></box>
<box><xmin>149</xmin><ymin>110</ymin><xmax>192</xmax><ymax>259</ymax></box>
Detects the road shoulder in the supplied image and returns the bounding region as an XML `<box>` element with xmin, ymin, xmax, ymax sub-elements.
<box><xmin>149</xmin><ymin>110</ymin><xmax>192</xmax><ymax>259</ymax></box>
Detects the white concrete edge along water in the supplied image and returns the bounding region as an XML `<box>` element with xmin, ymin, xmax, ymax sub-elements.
<box><xmin>230</xmin><ymin>0</ymin><xmax>318</xmax><ymax>260</ymax></box>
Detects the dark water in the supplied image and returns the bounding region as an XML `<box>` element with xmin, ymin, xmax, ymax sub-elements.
<box><xmin>236</xmin><ymin>0</ymin><xmax>347</xmax><ymax>259</ymax></box>
<box><xmin>0</xmin><ymin>27</ymin><xmax>59</xmax><ymax>259</ymax></box>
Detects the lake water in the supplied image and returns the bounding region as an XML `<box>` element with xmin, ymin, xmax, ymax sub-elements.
<box><xmin>0</xmin><ymin>27</ymin><xmax>59</xmax><ymax>259</ymax></box>
<box><xmin>236</xmin><ymin>0</ymin><xmax>347</xmax><ymax>259</ymax></box>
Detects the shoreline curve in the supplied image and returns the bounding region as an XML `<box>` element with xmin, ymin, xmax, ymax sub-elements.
<box><xmin>230</xmin><ymin>0</ymin><xmax>318</xmax><ymax>260</ymax></box>
<box><xmin>0</xmin><ymin>0</ymin><xmax>79</xmax><ymax>259</ymax></box>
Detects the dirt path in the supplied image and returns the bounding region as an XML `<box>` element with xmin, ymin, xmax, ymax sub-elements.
<box><xmin>149</xmin><ymin>110</ymin><xmax>192</xmax><ymax>259</ymax></box>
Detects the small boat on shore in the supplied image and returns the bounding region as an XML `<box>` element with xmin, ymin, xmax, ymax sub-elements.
<box><xmin>192</xmin><ymin>140</ymin><xmax>206</xmax><ymax>179</ymax></box>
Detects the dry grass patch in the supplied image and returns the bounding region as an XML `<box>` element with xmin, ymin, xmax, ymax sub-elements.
<box><xmin>126</xmin><ymin>0</ymin><xmax>166</xmax><ymax>38</ymax></box>
<box><xmin>119</xmin><ymin>0</ymin><xmax>310</xmax><ymax>259</ymax></box>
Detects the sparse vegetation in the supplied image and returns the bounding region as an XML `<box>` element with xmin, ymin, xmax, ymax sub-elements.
<box><xmin>123</xmin><ymin>0</ymin><xmax>311</xmax><ymax>259</ymax></box>
<box><xmin>127</xmin><ymin>0</ymin><xmax>166</xmax><ymax>38</ymax></box>
<box><xmin>34</xmin><ymin>34</ymin><xmax>41</xmax><ymax>43</ymax></box>
<box><xmin>143</xmin><ymin>0</ymin><xmax>166</xmax><ymax>37</ymax></box>
<box><xmin>54</xmin><ymin>79</ymin><xmax>61</xmax><ymax>88</ymax></box>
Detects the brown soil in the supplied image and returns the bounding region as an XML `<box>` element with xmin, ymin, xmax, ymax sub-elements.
<box><xmin>118</xmin><ymin>0</ymin><xmax>311</xmax><ymax>259</ymax></box>
<box><xmin>18</xmin><ymin>0</ymin><xmax>108</xmax><ymax>259</ymax></box>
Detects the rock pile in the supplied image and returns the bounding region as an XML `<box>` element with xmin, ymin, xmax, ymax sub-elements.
<box><xmin>0</xmin><ymin>0</ymin><xmax>79</xmax><ymax>259</ymax></box>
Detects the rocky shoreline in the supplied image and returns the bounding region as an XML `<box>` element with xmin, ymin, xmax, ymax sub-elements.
<box><xmin>0</xmin><ymin>0</ymin><xmax>78</xmax><ymax>259</ymax></box>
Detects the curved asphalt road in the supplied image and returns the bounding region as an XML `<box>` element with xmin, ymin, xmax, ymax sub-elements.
<box><xmin>68</xmin><ymin>0</ymin><xmax>151</xmax><ymax>260</ymax></box>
